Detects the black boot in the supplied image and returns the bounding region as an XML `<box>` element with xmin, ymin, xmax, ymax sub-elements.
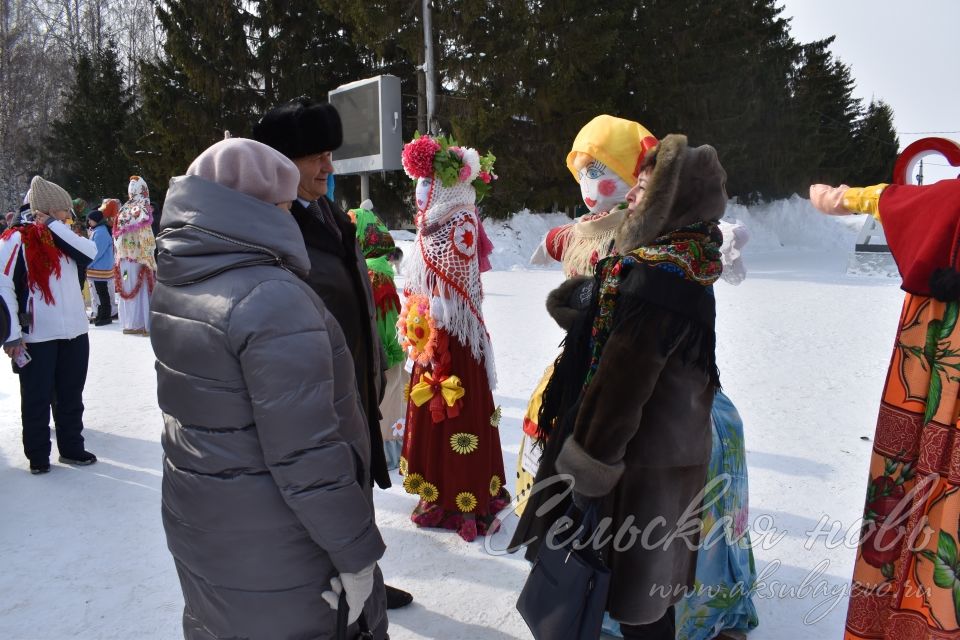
<box><xmin>30</xmin><ymin>460</ymin><xmax>51</xmax><ymax>475</ymax></box>
<box><xmin>59</xmin><ymin>451</ymin><xmax>97</xmax><ymax>466</ymax></box>
<box><xmin>385</xmin><ymin>584</ymin><xmax>413</xmax><ymax>609</ymax></box>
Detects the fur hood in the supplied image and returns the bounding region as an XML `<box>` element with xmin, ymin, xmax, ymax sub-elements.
<box><xmin>615</xmin><ymin>134</ymin><xmax>728</xmax><ymax>253</ymax></box>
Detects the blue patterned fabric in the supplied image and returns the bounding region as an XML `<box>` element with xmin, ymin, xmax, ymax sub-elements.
<box><xmin>602</xmin><ymin>390</ymin><xmax>758</xmax><ymax>639</ymax></box>
<box><xmin>676</xmin><ymin>389</ymin><xmax>759</xmax><ymax>639</ymax></box>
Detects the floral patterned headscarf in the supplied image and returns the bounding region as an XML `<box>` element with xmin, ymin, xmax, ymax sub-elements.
<box><xmin>128</xmin><ymin>176</ymin><xmax>150</xmax><ymax>204</ymax></box>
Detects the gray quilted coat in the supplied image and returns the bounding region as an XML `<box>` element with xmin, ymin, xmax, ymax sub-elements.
<box><xmin>151</xmin><ymin>176</ymin><xmax>387</xmax><ymax>639</ymax></box>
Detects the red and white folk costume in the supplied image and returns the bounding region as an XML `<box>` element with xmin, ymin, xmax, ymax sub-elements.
<box><xmin>397</xmin><ymin>136</ymin><xmax>508</xmax><ymax>542</ymax></box>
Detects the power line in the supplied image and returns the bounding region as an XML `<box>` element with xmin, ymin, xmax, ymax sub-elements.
<box><xmin>898</xmin><ymin>130</ymin><xmax>960</xmax><ymax>135</ymax></box>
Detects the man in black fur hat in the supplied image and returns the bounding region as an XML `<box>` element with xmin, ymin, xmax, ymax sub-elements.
<box><xmin>253</xmin><ymin>97</ymin><xmax>414</xmax><ymax>611</ymax></box>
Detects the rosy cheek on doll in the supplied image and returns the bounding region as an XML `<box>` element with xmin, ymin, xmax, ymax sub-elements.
<box><xmin>598</xmin><ymin>179</ymin><xmax>617</xmax><ymax>197</ymax></box>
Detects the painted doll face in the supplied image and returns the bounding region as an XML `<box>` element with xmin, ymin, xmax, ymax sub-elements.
<box><xmin>579</xmin><ymin>160</ymin><xmax>630</xmax><ymax>213</ymax></box>
<box><xmin>415</xmin><ymin>177</ymin><xmax>434</xmax><ymax>210</ymax></box>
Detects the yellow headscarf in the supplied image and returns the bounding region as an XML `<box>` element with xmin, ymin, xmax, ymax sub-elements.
<box><xmin>566</xmin><ymin>115</ymin><xmax>658</xmax><ymax>185</ymax></box>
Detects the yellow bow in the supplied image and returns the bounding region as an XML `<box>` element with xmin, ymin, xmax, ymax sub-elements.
<box><xmin>410</xmin><ymin>372</ymin><xmax>465</xmax><ymax>408</ymax></box>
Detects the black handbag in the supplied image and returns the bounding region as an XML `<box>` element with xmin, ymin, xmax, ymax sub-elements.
<box><xmin>516</xmin><ymin>502</ymin><xmax>611</xmax><ymax>640</ymax></box>
<box><xmin>336</xmin><ymin>590</ymin><xmax>375</xmax><ymax>640</ymax></box>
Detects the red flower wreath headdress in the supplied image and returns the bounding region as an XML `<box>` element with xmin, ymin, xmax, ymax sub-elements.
<box><xmin>402</xmin><ymin>133</ymin><xmax>498</xmax><ymax>202</ymax></box>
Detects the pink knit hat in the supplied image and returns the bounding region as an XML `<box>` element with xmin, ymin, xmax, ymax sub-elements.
<box><xmin>186</xmin><ymin>138</ymin><xmax>300</xmax><ymax>204</ymax></box>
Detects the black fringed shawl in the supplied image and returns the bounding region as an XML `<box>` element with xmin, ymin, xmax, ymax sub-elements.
<box><xmin>510</xmin><ymin>221</ymin><xmax>722</xmax><ymax>557</ymax></box>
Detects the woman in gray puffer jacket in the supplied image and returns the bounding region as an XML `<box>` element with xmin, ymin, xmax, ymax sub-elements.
<box><xmin>151</xmin><ymin>138</ymin><xmax>388</xmax><ymax>639</ymax></box>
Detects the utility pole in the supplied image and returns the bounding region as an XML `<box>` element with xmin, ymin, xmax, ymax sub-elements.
<box><xmin>417</xmin><ymin>47</ymin><xmax>427</xmax><ymax>133</ymax></box>
<box><xmin>422</xmin><ymin>0</ymin><xmax>437</xmax><ymax>134</ymax></box>
<box><xmin>917</xmin><ymin>158</ymin><xmax>924</xmax><ymax>185</ymax></box>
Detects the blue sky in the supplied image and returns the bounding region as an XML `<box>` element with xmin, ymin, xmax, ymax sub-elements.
<box><xmin>781</xmin><ymin>0</ymin><xmax>959</xmax><ymax>183</ymax></box>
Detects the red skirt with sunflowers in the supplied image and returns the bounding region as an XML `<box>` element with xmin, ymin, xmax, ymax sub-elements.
<box><xmin>400</xmin><ymin>329</ymin><xmax>510</xmax><ymax>542</ymax></box>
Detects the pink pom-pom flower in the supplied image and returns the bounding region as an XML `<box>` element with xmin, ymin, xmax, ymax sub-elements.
<box><xmin>402</xmin><ymin>137</ymin><xmax>441</xmax><ymax>180</ymax></box>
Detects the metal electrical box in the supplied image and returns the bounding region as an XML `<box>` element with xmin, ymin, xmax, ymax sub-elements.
<box><xmin>328</xmin><ymin>75</ymin><xmax>403</xmax><ymax>175</ymax></box>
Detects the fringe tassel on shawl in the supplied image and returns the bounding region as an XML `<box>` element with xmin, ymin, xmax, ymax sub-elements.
<box><xmin>406</xmin><ymin>244</ymin><xmax>498</xmax><ymax>389</ymax></box>
<box><xmin>535</xmin><ymin>268</ymin><xmax>603</xmax><ymax>445</ymax></box>
<box><xmin>535</xmin><ymin>264</ymin><xmax>720</xmax><ymax>447</ymax></box>
<box><xmin>551</xmin><ymin>211</ymin><xmax>625</xmax><ymax>278</ymax></box>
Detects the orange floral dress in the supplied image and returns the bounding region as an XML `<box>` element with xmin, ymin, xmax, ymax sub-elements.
<box><xmin>846</xmin><ymin>295</ymin><xmax>960</xmax><ymax>638</ymax></box>
<box><xmin>841</xmin><ymin>177</ymin><xmax>960</xmax><ymax>639</ymax></box>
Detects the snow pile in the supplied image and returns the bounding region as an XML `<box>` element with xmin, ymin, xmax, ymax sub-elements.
<box><xmin>480</xmin><ymin>210</ymin><xmax>569</xmax><ymax>271</ymax></box>
<box><xmin>475</xmin><ymin>196</ymin><xmax>867</xmax><ymax>272</ymax></box>
<box><xmin>722</xmin><ymin>195</ymin><xmax>865</xmax><ymax>254</ymax></box>
<box><xmin>390</xmin><ymin>196</ymin><xmax>872</xmax><ymax>276</ymax></box>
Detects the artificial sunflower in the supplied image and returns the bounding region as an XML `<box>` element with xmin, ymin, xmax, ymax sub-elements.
<box><xmin>450</xmin><ymin>432</ymin><xmax>480</xmax><ymax>455</ymax></box>
<box><xmin>419</xmin><ymin>482</ymin><xmax>439</xmax><ymax>502</ymax></box>
<box><xmin>489</xmin><ymin>475</ymin><xmax>502</xmax><ymax>497</ymax></box>
<box><xmin>399</xmin><ymin>456</ymin><xmax>408</xmax><ymax>476</ymax></box>
<box><xmin>403</xmin><ymin>473</ymin><xmax>424</xmax><ymax>494</ymax></box>
<box><xmin>456</xmin><ymin>491</ymin><xmax>478</xmax><ymax>513</ymax></box>
<box><xmin>490</xmin><ymin>406</ymin><xmax>502</xmax><ymax>428</ymax></box>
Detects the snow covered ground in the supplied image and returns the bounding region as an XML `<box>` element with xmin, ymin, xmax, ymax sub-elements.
<box><xmin>0</xmin><ymin>198</ymin><xmax>907</xmax><ymax>639</ymax></box>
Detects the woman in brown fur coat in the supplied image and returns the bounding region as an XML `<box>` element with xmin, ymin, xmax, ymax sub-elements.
<box><xmin>511</xmin><ymin>134</ymin><xmax>728</xmax><ymax>639</ymax></box>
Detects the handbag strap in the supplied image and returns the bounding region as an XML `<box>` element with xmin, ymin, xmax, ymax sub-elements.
<box><xmin>566</xmin><ymin>502</ymin><xmax>602</xmax><ymax>547</ymax></box>
<box><xmin>579</xmin><ymin>502</ymin><xmax>599</xmax><ymax>533</ymax></box>
<box><xmin>336</xmin><ymin>590</ymin><xmax>374</xmax><ymax>640</ymax></box>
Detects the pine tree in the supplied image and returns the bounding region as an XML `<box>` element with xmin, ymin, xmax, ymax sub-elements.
<box><xmin>790</xmin><ymin>37</ymin><xmax>862</xmax><ymax>187</ymax></box>
<box><xmin>319</xmin><ymin>0</ymin><xmax>615</xmax><ymax>217</ymax></box>
<box><xmin>128</xmin><ymin>0</ymin><xmax>897</xmax><ymax>215</ymax></box>
<box><xmin>138</xmin><ymin>0</ymin><xmax>257</xmax><ymax>203</ymax></box>
<box><xmin>48</xmin><ymin>41</ymin><xmax>136</xmax><ymax>203</ymax></box>
<box><xmin>437</xmin><ymin>0</ymin><xmax>621</xmax><ymax>216</ymax></box>
<box><xmin>852</xmin><ymin>99</ymin><xmax>898</xmax><ymax>184</ymax></box>
<box><xmin>613</xmin><ymin>0</ymin><xmax>804</xmax><ymax>201</ymax></box>
<box><xmin>254</xmin><ymin>0</ymin><xmax>373</xmax><ymax>107</ymax></box>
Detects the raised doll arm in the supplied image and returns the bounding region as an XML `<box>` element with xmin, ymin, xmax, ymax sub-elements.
<box><xmin>810</xmin><ymin>183</ymin><xmax>889</xmax><ymax>220</ymax></box>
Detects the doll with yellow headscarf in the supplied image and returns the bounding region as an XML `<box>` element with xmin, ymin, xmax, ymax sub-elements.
<box><xmin>519</xmin><ymin>115</ymin><xmax>657</xmax><ymax>508</ymax></box>
<box><xmin>518</xmin><ymin>117</ymin><xmax>759</xmax><ymax>640</ymax></box>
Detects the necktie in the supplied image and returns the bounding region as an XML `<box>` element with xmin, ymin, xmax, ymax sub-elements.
<box><xmin>307</xmin><ymin>199</ymin><xmax>342</xmax><ymax>243</ymax></box>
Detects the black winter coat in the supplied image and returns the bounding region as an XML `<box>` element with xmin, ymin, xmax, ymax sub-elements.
<box><xmin>291</xmin><ymin>198</ymin><xmax>390</xmax><ymax>489</ymax></box>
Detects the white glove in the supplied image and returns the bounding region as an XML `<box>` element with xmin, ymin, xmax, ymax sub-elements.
<box><xmin>321</xmin><ymin>562</ymin><xmax>376</xmax><ymax>626</ymax></box>
<box><xmin>718</xmin><ymin>220</ymin><xmax>749</xmax><ymax>286</ymax></box>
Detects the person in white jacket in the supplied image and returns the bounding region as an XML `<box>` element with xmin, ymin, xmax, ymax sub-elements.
<box><xmin>0</xmin><ymin>176</ymin><xmax>98</xmax><ymax>474</ymax></box>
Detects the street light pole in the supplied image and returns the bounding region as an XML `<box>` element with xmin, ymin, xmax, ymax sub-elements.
<box><xmin>422</xmin><ymin>0</ymin><xmax>437</xmax><ymax>134</ymax></box>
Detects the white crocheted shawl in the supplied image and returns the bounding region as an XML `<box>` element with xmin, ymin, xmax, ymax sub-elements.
<box><xmin>404</xmin><ymin>179</ymin><xmax>496</xmax><ymax>388</ymax></box>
